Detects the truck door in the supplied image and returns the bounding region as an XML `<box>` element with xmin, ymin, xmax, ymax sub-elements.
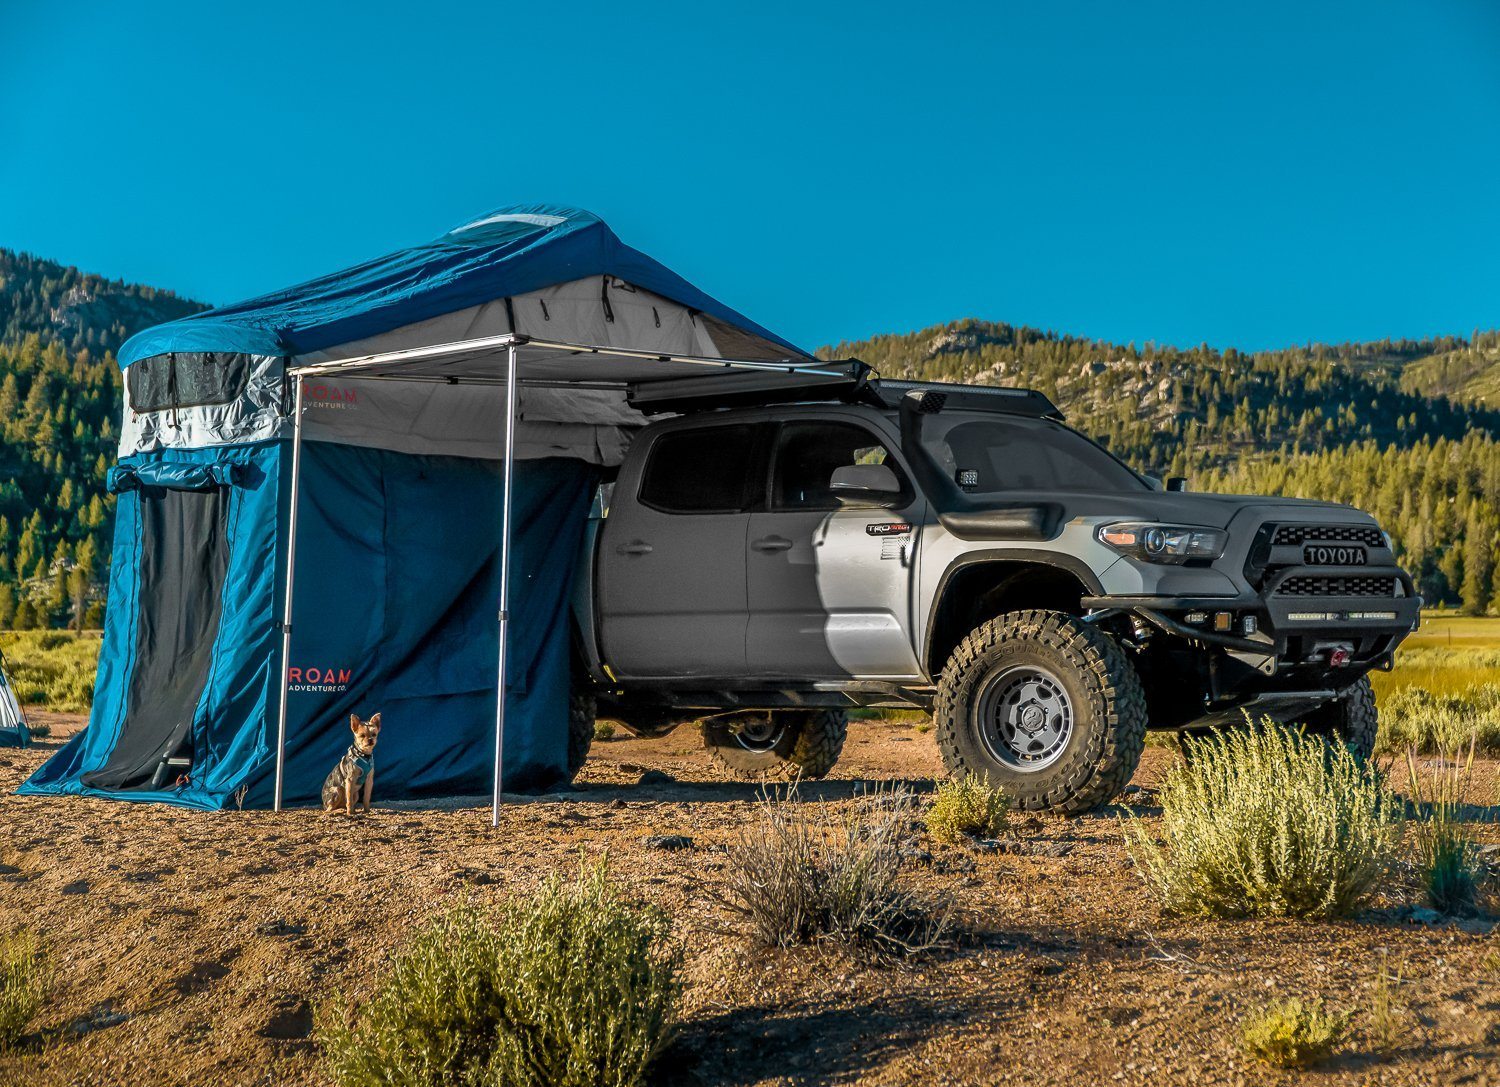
<box><xmin>747</xmin><ymin>419</ymin><xmax>924</xmax><ymax>680</ymax></box>
<box><xmin>596</xmin><ymin>421</ymin><xmax>762</xmax><ymax>679</ymax></box>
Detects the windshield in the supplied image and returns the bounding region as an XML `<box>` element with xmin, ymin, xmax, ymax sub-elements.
<box><xmin>918</xmin><ymin>414</ymin><xmax>1148</xmax><ymax>494</ymax></box>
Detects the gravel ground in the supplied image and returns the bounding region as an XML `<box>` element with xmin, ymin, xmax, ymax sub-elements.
<box><xmin>0</xmin><ymin>713</ymin><xmax>1497</xmax><ymax>1087</ymax></box>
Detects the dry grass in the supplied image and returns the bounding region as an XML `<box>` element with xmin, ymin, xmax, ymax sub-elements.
<box><xmin>1125</xmin><ymin>722</ymin><xmax>1401</xmax><ymax>919</ymax></box>
<box><xmin>0</xmin><ymin>931</ymin><xmax>48</xmax><ymax>1053</ymax></box>
<box><xmin>1239</xmin><ymin>998</ymin><xmax>1348</xmax><ymax>1069</ymax></box>
<box><xmin>722</xmin><ymin>785</ymin><xmax>950</xmax><ymax>957</ymax></box>
<box><xmin>1405</xmin><ymin>741</ymin><xmax>1483</xmax><ymax>915</ymax></box>
<box><xmin>1367</xmin><ymin>956</ymin><xmax>1411</xmax><ymax>1055</ymax></box>
<box><xmin>317</xmin><ymin>859</ymin><xmax>681</xmax><ymax>1087</ymax></box>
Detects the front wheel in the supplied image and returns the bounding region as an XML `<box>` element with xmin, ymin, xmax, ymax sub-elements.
<box><xmin>702</xmin><ymin>709</ymin><xmax>847</xmax><ymax>780</ymax></box>
<box><xmin>1302</xmin><ymin>676</ymin><xmax>1378</xmax><ymax>762</ymax></box>
<box><xmin>934</xmin><ymin>610</ymin><xmax>1147</xmax><ymax>815</ymax></box>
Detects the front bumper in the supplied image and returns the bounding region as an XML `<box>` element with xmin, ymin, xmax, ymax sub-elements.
<box><xmin>1083</xmin><ymin>563</ymin><xmax>1421</xmax><ymax>670</ymax></box>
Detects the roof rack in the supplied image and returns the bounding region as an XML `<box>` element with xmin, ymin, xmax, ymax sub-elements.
<box><xmin>626</xmin><ymin>360</ymin><xmax>1062</xmax><ymax>419</ymax></box>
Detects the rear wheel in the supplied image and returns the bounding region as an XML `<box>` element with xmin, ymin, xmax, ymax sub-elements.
<box><xmin>702</xmin><ymin>709</ymin><xmax>847</xmax><ymax>780</ymax></box>
<box><xmin>1302</xmin><ymin>676</ymin><xmax>1378</xmax><ymax>762</ymax></box>
<box><xmin>567</xmin><ymin>677</ymin><xmax>596</xmax><ymax>779</ymax></box>
<box><xmin>934</xmin><ymin>610</ymin><xmax>1147</xmax><ymax>814</ymax></box>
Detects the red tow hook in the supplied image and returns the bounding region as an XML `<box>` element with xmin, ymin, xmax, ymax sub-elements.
<box><xmin>1329</xmin><ymin>646</ymin><xmax>1352</xmax><ymax>668</ymax></box>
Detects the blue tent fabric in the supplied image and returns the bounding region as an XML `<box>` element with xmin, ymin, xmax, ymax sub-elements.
<box><xmin>21</xmin><ymin>442</ymin><xmax>593</xmax><ymax>809</ymax></box>
<box><xmin>119</xmin><ymin>205</ymin><xmax>808</xmax><ymax>366</ymax></box>
<box><xmin>26</xmin><ymin>204</ymin><xmax>793</xmax><ymax>811</ymax></box>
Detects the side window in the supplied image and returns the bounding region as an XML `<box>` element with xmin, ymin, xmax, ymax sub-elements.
<box><xmin>772</xmin><ymin>421</ymin><xmax>905</xmax><ymax>511</ymax></box>
<box><xmin>126</xmin><ymin>352</ymin><xmax>253</xmax><ymax>412</ymax></box>
<box><xmin>638</xmin><ymin>424</ymin><xmax>758</xmax><ymax>514</ymax></box>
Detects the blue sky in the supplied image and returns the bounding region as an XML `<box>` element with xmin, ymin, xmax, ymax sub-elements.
<box><xmin>2</xmin><ymin>0</ymin><xmax>1497</xmax><ymax>353</ymax></box>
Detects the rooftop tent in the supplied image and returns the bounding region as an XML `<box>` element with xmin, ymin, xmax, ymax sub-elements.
<box><xmin>21</xmin><ymin>205</ymin><xmax>828</xmax><ymax>812</ymax></box>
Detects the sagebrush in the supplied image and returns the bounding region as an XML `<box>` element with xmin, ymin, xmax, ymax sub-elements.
<box><xmin>927</xmin><ymin>776</ymin><xmax>1009</xmax><ymax>843</ymax></box>
<box><xmin>1125</xmin><ymin>721</ymin><xmax>1400</xmax><ymax>918</ymax></box>
<box><xmin>1377</xmin><ymin>683</ymin><xmax>1500</xmax><ymax>754</ymax></box>
<box><xmin>1240</xmin><ymin>998</ymin><xmax>1348</xmax><ymax>1069</ymax></box>
<box><xmin>0</xmin><ymin>931</ymin><xmax>48</xmax><ymax>1052</ymax></box>
<box><xmin>318</xmin><ymin>859</ymin><xmax>681</xmax><ymax>1087</ymax></box>
<box><xmin>723</xmin><ymin>785</ymin><xmax>948</xmax><ymax>957</ymax></box>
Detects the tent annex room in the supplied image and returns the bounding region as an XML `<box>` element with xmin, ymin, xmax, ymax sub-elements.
<box><xmin>20</xmin><ymin>205</ymin><xmax>835</xmax><ymax>813</ymax></box>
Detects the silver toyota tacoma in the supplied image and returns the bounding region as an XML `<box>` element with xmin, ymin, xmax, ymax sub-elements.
<box><xmin>570</xmin><ymin>369</ymin><xmax>1421</xmax><ymax>813</ymax></box>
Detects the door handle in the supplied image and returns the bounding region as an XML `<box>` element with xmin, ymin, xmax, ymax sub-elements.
<box><xmin>752</xmin><ymin>536</ymin><xmax>793</xmax><ymax>553</ymax></box>
<box><xmin>616</xmin><ymin>541</ymin><xmax>654</xmax><ymax>556</ymax></box>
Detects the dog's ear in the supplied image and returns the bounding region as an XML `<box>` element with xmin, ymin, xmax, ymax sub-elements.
<box><xmin>367</xmin><ymin>713</ymin><xmax>382</xmax><ymax>731</ymax></box>
<box><xmin>350</xmin><ymin>713</ymin><xmax>362</xmax><ymax>732</ymax></box>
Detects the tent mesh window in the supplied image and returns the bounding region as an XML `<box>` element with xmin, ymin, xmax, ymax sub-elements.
<box><xmin>127</xmin><ymin>352</ymin><xmax>254</xmax><ymax>412</ymax></box>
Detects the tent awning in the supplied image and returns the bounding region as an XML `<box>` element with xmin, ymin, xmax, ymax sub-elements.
<box><xmin>289</xmin><ymin>333</ymin><xmax>842</xmax><ymax>388</ymax></box>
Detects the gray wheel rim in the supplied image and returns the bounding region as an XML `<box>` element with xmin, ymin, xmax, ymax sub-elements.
<box><xmin>733</xmin><ymin>717</ymin><xmax>787</xmax><ymax>754</ymax></box>
<box><xmin>978</xmin><ymin>664</ymin><xmax>1074</xmax><ymax>772</ymax></box>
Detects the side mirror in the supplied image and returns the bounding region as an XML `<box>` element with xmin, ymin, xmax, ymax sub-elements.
<box><xmin>1166</xmin><ymin>476</ymin><xmax>1188</xmax><ymax>492</ymax></box>
<box><xmin>829</xmin><ymin>463</ymin><xmax>902</xmax><ymax>503</ymax></box>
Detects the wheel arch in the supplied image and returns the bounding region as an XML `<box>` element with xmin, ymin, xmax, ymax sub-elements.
<box><xmin>924</xmin><ymin>552</ymin><xmax>1103</xmax><ymax>678</ymax></box>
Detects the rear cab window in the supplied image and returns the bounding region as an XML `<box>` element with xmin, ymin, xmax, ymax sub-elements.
<box><xmin>638</xmin><ymin>424</ymin><xmax>761</xmax><ymax>514</ymax></box>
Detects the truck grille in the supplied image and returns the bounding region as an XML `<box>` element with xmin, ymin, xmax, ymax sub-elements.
<box><xmin>1272</xmin><ymin>523</ymin><xmax>1385</xmax><ymax>548</ymax></box>
<box><xmin>1275</xmin><ymin>574</ymin><xmax>1399</xmax><ymax>597</ymax></box>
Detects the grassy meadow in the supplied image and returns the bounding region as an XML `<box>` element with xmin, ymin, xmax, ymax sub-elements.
<box><xmin>3</xmin><ymin>615</ymin><xmax>1500</xmax><ymax>751</ymax></box>
<box><xmin>0</xmin><ymin>630</ymin><xmax>99</xmax><ymax>716</ymax></box>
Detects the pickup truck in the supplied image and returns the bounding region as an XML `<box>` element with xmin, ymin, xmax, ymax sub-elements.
<box><xmin>568</xmin><ymin>372</ymin><xmax>1421</xmax><ymax>813</ymax></box>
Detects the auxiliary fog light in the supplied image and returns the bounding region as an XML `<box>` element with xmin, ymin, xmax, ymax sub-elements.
<box><xmin>1242</xmin><ymin>615</ymin><xmax>1258</xmax><ymax>636</ymax></box>
<box><xmin>1183</xmin><ymin>611</ymin><xmax>1208</xmax><ymax>624</ymax></box>
<box><xmin>1213</xmin><ymin>612</ymin><xmax>1233</xmax><ymax>632</ymax></box>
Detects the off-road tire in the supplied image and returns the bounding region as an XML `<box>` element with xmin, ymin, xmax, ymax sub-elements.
<box><xmin>934</xmin><ymin>610</ymin><xmax>1147</xmax><ymax>815</ymax></box>
<box><xmin>1302</xmin><ymin>676</ymin><xmax>1378</xmax><ymax>763</ymax></box>
<box><xmin>703</xmin><ymin>709</ymin><xmax>848</xmax><ymax>780</ymax></box>
<box><xmin>567</xmin><ymin>682</ymin><xmax>596</xmax><ymax>779</ymax></box>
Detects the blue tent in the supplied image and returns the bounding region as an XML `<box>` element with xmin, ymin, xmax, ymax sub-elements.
<box><xmin>22</xmin><ymin>205</ymin><xmax>814</xmax><ymax>811</ymax></box>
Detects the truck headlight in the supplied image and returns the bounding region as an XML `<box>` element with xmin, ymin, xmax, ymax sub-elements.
<box><xmin>1096</xmin><ymin>522</ymin><xmax>1227</xmax><ymax>564</ymax></box>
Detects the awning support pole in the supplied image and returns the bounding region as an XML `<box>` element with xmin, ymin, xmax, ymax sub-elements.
<box><xmin>273</xmin><ymin>374</ymin><xmax>306</xmax><ymax>813</ymax></box>
<box><xmin>492</xmin><ymin>342</ymin><xmax>519</xmax><ymax>828</ymax></box>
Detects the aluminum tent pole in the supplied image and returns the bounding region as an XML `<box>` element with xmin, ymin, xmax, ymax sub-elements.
<box><xmin>273</xmin><ymin>374</ymin><xmax>306</xmax><ymax>812</ymax></box>
<box><xmin>492</xmin><ymin>342</ymin><xmax>519</xmax><ymax>827</ymax></box>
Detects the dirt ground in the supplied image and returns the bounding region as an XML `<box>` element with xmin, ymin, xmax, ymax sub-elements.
<box><xmin>1</xmin><ymin>714</ymin><xmax>1497</xmax><ymax>1087</ymax></box>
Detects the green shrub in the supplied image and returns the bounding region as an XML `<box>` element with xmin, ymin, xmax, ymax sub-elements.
<box><xmin>1240</xmin><ymin>998</ymin><xmax>1348</xmax><ymax>1069</ymax></box>
<box><xmin>723</xmin><ymin>785</ymin><xmax>948</xmax><ymax>957</ymax></box>
<box><xmin>1406</xmin><ymin>742</ymin><xmax>1481</xmax><ymax>915</ymax></box>
<box><xmin>1125</xmin><ymin>722</ymin><xmax>1400</xmax><ymax>919</ymax></box>
<box><xmin>0</xmin><ymin>631</ymin><xmax>98</xmax><ymax>713</ymax></box>
<box><xmin>593</xmin><ymin>719</ymin><xmax>617</xmax><ymax>741</ymax></box>
<box><xmin>318</xmin><ymin>860</ymin><xmax>681</xmax><ymax>1087</ymax></box>
<box><xmin>927</xmin><ymin>776</ymin><xmax>1009</xmax><ymax>843</ymax></box>
<box><xmin>1377</xmin><ymin>684</ymin><xmax>1500</xmax><ymax>754</ymax></box>
<box><xmin>0</xmin><ymin>931</ymin><xmax>49</xmax><ymax>1052</ymax></box>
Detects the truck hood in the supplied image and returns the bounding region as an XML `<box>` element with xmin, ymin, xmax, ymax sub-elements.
<box><xmin>961</xmin><ymin>490</ymin><xmax>1372</xmax><ymax>532</ymax></box>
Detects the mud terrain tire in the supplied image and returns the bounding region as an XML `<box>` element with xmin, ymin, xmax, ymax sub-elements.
<box><xmin>567</xmin><ymin>681</ymin><xmax>596</xmax><ymax>779</ymax></box>
<box><xmin>1302</xmin><ymin>676</ymin><xmax>1378</xmax><ymax>763</ymax></box>
<box><xmin>703</xmin><ymin>709</ymin><xmax>848</xmax><ymax>780</ymax></box>
<box><xmin>935</xmin><ymin>610</ymin><xmax>1147</xmax><ymax>814</ymax></box>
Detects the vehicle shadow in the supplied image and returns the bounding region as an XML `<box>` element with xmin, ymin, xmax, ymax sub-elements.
<box><xmin>657</xmin><ymin>992</ymin><xmax>984</xmax><ymax>1087</ymax></box>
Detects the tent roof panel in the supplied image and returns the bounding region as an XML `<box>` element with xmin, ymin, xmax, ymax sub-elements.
<box><xmin>120</xmin><ymin>205</ymin><xmax>810</xmax><ymax>367</ymax></box>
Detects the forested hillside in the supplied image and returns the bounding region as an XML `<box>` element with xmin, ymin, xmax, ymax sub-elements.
<box><xmin>0</xmin><ymin>250</ymin><xmax>206</xmax><ymax>628</ymax></box>
<box><xmin>0</xmin><ymin>249</ymin><xmax>1495</xmax><ymax>628</ymax></box>
<box><xmin>824</xmin><ymin>320</ymin><xmax>1500</xmax><ymax>611</ymax></box>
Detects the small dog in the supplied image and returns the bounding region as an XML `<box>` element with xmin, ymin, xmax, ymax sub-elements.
<box><xmin>322</xmin><ymin>713</ymin><xmax>381</xmax><ymax>816</ymax></box>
